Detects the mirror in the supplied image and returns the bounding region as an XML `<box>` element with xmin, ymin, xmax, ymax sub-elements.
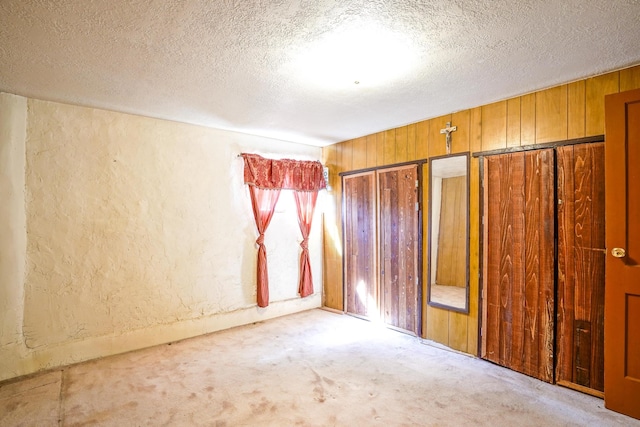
<box><xmin>428</xmin><ymin>153</ymin><xmax>469</xmax><ymax>313</ymax></box>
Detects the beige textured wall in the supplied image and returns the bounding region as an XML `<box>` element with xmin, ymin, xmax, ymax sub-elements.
<box><xmin>1</xmin><ymin>95</ymin><xmax>323</xmax><ymax>381</ymax></box>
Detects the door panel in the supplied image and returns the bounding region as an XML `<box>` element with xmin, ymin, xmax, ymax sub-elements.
<box><xmin>604</xmin><ymin>88</ymin><xmax>640</xmax><ymax>419</ymax></box>
<box><xmin>556</xmin><ymin>143</ymin><xmax>605</xmax><ymax>393</ymax></box>
<box><xmin>378</xmin><ymin>165</ymin><xmax>420</xmax><ymax>334</ymax></box>
<box><xmin>483</xmin><ymin>150</ymin><xmax>555</xmax><ymax>382</ymax></box>
<box><xmin>343</xmin><ymin>172</ymin><xmax>377</xmax><ymax>318</ymax></box>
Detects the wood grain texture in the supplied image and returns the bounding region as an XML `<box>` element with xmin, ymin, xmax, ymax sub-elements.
<box><xmin>483</xmin><ymin>150</ymin><xmax>555</xmax><ymax>382</ymax></box>
<box><xmin>383</xmin><ymin>129</ymin><xmax>397</xmax><ymax>164</ymax></box>
<box><xmin>556</xmin><ymin>143</ymin><xmax>605</xmax><ymax>392</ymax></box>
<box><xmin>378</xmin><ymin>165</ymin><xmax>420</xmax><ymax>334</ymax></box>
<box><xmin>435</xmin><ymin>176</ymin><xmax>467</xmax><ymax>287</ymax></box>
<box><xmin>416</xmin><ymin>120</ymin><xmax>429</xmax><ymax>159</ymax></box>
<box><xmin>506</xmin><ymin>97</ymin><xmax>521</xmax><ymax>147</ymax></box>
<box><xmin>421</xmin><ymin>162</ymin><xmax>429</xmax><ymax>338</ymax></box>
<box><xmin>481</xmin><ymin>101</ymin><xmax>507</xmax><ymax>151</ymax></box>
<box><xmin>366</xmin><ymin>134</ymin><xmax>377</xmax><ymax>168</ymax></box>
<box><xmin>426</xmin><ymin>305</ymin><xmax>449</xmax><ymax>344</ymax></box>
<box><xmin>520</xmin><ymin>94</ymin><xmax>536</xmax><ymax>146</ymax></box>
<box><xmin>343</xmin><ymin>172</ymin><xmax>377</xmax><ymax>318</ymax></box>
<box><xmin>536</xmin><ymin>85</ymin><xmax>568</xmax><ymax>144</ymax></box>
<box><xmin>321</xmin><ymin>144</ymin><xmax>342</xmax><ymax>310</ymax></box>
<box><xmin>620</xmin><ymin>65</ymin><xmax>640</xmax><ymax>92</ymax></box>
<box><xmin>376</xmin><ymin>132</ymin><xmax>386</xmax><ymax>167</ymax></box>
<box><xmin>568</xmin><ymin>80</ymin><xmax>586</xmax><ymax>139</ymax></box>
<box><xmin>395</xmin><ymin>126</ymin><xmax>409</xmax><ymax>163</ymax></box>
<box><xmin>352</xmin><ymin>137</ymin><xmax>367</xmax><ymax>170</ymax></box>
<box><xmin>339</xmin><ymin>139</ymin><xmax>353</xmax><ymax>172</ymax></box>
<box><xmin>407</xmin><ymin>123</ymin><xmax>417</xmax><ymax>161</ymax></box>
<box><xmin>468</xmin><ymin>157</ymin><xmax>480</xmax><ymax>355</ymax></box>
<box><xmin>586</xmin><ymin>73</ymin><xmax>619</xmax><ymax>136</ymax></box>
<box><xmin>470</xmin><ymin>107</ymin><xmax>483</xmax><ymax>153</ymax></box>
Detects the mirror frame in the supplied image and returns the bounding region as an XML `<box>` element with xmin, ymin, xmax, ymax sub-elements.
<box><xmin>427</xmin><ymin>152</ymin><xmax>470</xmax><ymax>313</ymax></box>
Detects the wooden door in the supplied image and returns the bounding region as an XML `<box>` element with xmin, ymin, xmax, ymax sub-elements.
<box><xmin>378</xmin><ymin>165</ymin><xmax>420</xmax><ymax>334</ymax></box>
<box><xmin>343</xmin><ymin>172</ymin><xmax>377</xmax><ymax>318</ymax></box>
<box><xmin>604</xmin><ymin>88</ymin><xmax>640</xmax><ymax>419</ymax></box>
<box><xmin>482</xmin><ymin>150</ymin><xmax>555</xmax><ymax>382</ymax></box>
<box><xmin>556</xmin><ymin>143</ymin><xmax>605</xmax><ymax>394</ymax></box>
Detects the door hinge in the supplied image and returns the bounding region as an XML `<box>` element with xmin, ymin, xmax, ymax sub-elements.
<box><xmin>415</xmin><ymin>180</ymin><xmax>419</xmax><ymax>188</ymax></box>
<box><xmin>415</xmin><ymin>202</ymin><xmax>419</xmax><ymax>211</ymax></box>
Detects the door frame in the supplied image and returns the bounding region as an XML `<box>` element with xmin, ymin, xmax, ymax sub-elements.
<box><xmin>340</xmin><ymin>159</ymin><xmax>426</xmax><ymax>334</ymax></box>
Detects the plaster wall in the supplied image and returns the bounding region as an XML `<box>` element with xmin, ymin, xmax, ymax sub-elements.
<box><xmin>1</xmin><ymin>95</ymin><xmax>323</xmax><ymax>382</ymax></box>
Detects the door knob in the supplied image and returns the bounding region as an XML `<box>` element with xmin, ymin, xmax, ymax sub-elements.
<box><xmin>612</xmin><ymin>247</ymin><xmax>626</xmax><ymax>258</ymax></box>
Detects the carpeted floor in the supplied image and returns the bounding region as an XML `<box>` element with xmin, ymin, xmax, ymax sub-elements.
<box><xmin>1</xmin><ymin>308</ymin><xmax>638</xmax><ymax>426</ymax></box>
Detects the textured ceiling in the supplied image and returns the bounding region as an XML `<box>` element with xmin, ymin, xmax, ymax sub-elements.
<box><xmin>1</xmin><ymin>0</ymin><xmax>640</xmax><ymax>147</ymax></box>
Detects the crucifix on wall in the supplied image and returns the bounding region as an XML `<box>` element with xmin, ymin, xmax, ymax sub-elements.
<box><xmin>440</xmin><ymin>122</ymin><xmax>457</xmax><ymax>154</ymax></box>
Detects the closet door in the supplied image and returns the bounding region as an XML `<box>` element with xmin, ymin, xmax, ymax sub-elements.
<box><xmin>378</xmin><ymin>165</ymin><xmax>420</xmax><ymax>334</ymax></box>
<box><xmin>483</xmin><ymin>149</ymin><xmax>555</xmax><ymax>382</ymax></box>
<box><xmin>556</xmin><ymin>143</ymin><xmax>605</xmax><ymax>393</ymax></box>
<box><xmin>343</xmin><ymin>172</ymin><xmax>377</xmax><ymax>318</ymax></box>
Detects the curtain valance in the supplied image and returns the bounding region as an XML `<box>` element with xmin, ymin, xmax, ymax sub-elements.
<box><xmin>241</xmin><ymin>153</ymin><xmax>326</xmax><ymax>191</ymax></box>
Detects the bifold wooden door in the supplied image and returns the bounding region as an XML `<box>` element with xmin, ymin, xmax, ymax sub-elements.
<box><xmin>482</xmin><ymin>144</ymin><xmax>606</xmax><ymax>391</ymax></box>
<box><xmin>604</xmin><ymin>88</ymin><xmax>640</xmax><ymax>419</ymax></box>
<box><xmin>556</xmin><ymin>143</ymin><xmax>605</xmax><ymax>393</ymax></box>
<box><xmin>343</xmin><ymin>171</ymin><xmax>377</xmax><ymax>319</ymax></box>
<box><xmin>342</xmin><ymin>164</ymin><xmax>421</xmax><ymax>335</ymax></box>
<box><xmin>482</xmin><ymin>149</ymin><xmax>555</xmax><ymax>382</ymax></box>
<box><xmin>378</xmin><ymin>165</ymin><xmax>420</xmax><ymax>334</ymax></box>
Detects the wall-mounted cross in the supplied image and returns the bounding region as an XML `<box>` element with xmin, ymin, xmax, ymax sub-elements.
<box><xmin>440</xmin><ymin>122</ymin><xmax>457</xmax><ymax>154</ymax></box>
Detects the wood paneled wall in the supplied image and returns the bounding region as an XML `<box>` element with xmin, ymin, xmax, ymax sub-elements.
<box><xmin>322</xmin><ymin>65</ymin><xmax>640</xmax><ymax>354</ymax></box>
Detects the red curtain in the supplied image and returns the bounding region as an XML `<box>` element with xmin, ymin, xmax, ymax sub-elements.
<box><xmin>294</xmin><ymin>191</ymin><xmax>319</xmax><ymax>298</ymax></box>
<box><xmin>241</xmin><ymin>153</ymin><xmax>325</xmax><ymax>307</ymax></box>
<box><xmin>248</xmin><ymin>186</ymin><xmax>281</xmax><ymax>307</ymax></box>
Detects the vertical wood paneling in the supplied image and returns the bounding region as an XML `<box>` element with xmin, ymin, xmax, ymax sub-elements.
<box><xmin>407</xmin><ymin>123</ymin><xmax>417</xmax><ymax>161</ymax></box>
<box><xmin>536</xmin><ymin>86</ymin><xmax>568</xmax><ymax>144</ymax></box>
<box><xmin>325</xmin><ymin>66</ymin><xmax>630</xmax><ymax>360</ymax></box>
<box><xmin>339</xmin><ymin>140</ymin><xmax>353</xmax><ymax>172</ymax></box>
<box><xmin>376</xmin><ymin>132</ymin><xmax>386</xmax><ymax>167</ymax></box>
<box><xmin>352</xmin><ymin>137</ymin><xmax>367</xmax><ymax>170</ymax></box>
<box><xmin>520</xmin><ymin>94</ymin><xmax>536</xmax><ymax>146</ymax></box>
<box><xmin>395</xmin><ymin>126</ymin><xmax>408</xmax><ymax>163</ymax></box>
<box><xmin>470</xmin><ymin>107</ymin><xmax>482</xmax><ymax>153</ymax></box>
<box><xmin>586</xmin><ymin>72</ymin><xmax>619</xmax><ymax>136</ymax></box>
<box><xmin>429</xmin><ymin>115</ymin><xmax>452</xmax><ymax>158</ymax></box>
<box><xmin>366</xmin><ymin>134</ymin><xmax>377</xmax><ymax>168</ymax></box>
<box><xmin>416</xmin><ymin>120</ymin><xmax>429</xmax><ymax>159</ymax></box>
<box><xmin>506</xmin><ymin>98</ymin><xmax>521</xmax><ymax>147</ymax></box>
<box><xmin>421</xmin><ymin>162</ymin><xmax>429</xmax><ymax>337</ymax></box>
<box><xmin>322</xmin><ymin>144</ymin><xmax>342</xmax><ymax>310</ymax></box>
<box><xmin>383</xmin><ymin>129</ymin><xmax>396</xmax><ymax>164</ymax></box>
<box><xmin>426</xmin><ymin>306</ymin><xmax>450</xmax><ymax>344</ymax></box>
<box><xmin>481</xmin><ymin>101</ymin><xmax>507</xmax><ymax>151</ymax></box>
<box><xmin>557</xmin><ymin>143</ymin><xmax>605</xmax><ymax>392</ymax></box>
<box><xmin>620</xmin><ymin>65</ymin><xmax>640</xmax><ymax>92</ymax></box>
<box><xmin>568</xmin><ymin>80</ymin><xmax>586</xmax><ymax>139</ymax></box>
<box><xmin>452</xmin><ymin>110</ymin><xmax>471</xmax><ymax>154</ymax></box>
<box><xmin>436</xmin><ymin>176</ymin><xmax>467</xmax><ymax>287</ymax></box>
<box><xmin>468</xmin><ymin>157</ymin><xmax>480</xmax><ymax>355</ymax></box>
<box><xmin>449</xmin><ymin>311</ymin><xmax>468</xmax><ymax>352</ymax></box>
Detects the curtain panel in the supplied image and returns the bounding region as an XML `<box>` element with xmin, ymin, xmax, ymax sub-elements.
<box><xmin>241</xmin><ymin>153</ymin><xmax>325</xmax><ymax>307</ymax></box>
